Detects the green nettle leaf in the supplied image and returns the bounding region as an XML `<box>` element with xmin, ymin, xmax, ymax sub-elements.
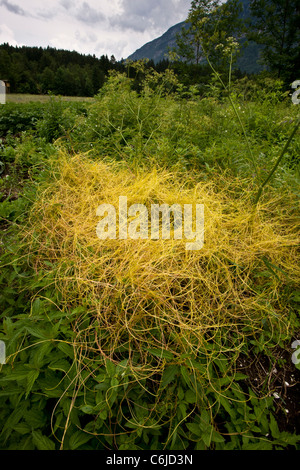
<box><xmin>58</xmin><ymin>342</ymin><xmax>74</xmax><ymax>359</ymax></box>
<box><xmin>24</xmin><ymin>408</ymin><xmax>47</xmax><ymax>429</ymax></box>
<box><xmin>99</xmin><ymin>409</ymin><xmax>108</xmax><ymax>420</ymax></box>
<box><xmin>69</xmin><ymin>431</ymin><xmax>93</xmax><ymax>450</ymax></box>
<box><xmin>177</xmin><ymin>386</ymin><xmax>185</xmax><ymax>401</ymax></box>
<box><xmin>202</xmin><ymin>430</ymin><xmax>212</xmax><ymax>447</ymax></box>
<box><xmin>108</xmin><ymin>389</ymin><xmax>118</xmax><ymax>407</ymax></box>
<box><xmin>125</xmin><ymin>421</ymin><xmax>141</xmax><ymax>429</ymax></box>
<box><xmin>211</xmin><ymin>429</ymin><xmax>225</xmax><ymax>443</ymax></box>
<box><xmin>147</xmin><ymin>348</ymin><xmax>174</xmax><ymax>361</ymax></box>
<box><xmin>31</xmin><ymin>298</ymin><xmax>41</xmax><ymax>316</ymax></box>
<box><xmin>48</xmin><ymin>359</ymin><xmax>72</xmax><ymax>373</ymax></box>
<box><xmin>234</xmin><ymin>373</ymin><xmax>248</xmax><ymax>381</ymax></box>
<box><xmin>18</xmin><ymin>435</ymin><xmax>35</xmax><ymax>450</ymax></box>
<box><xmin>32</xmin><ymin>430</ymin><xmax>56</xmax><ymax>450</ymax></box>
<box><xmin>274</xmin><ymin>432</ymin><xmax>300</xmax><ymax>447</ymax></box>
<box><xmin>95</xmin><ymin>381</ymin><xmax>110</xmax><ymax>391</ymax></box>
<box><xmin>53</xmin><ymin>413</ymin><xmax>63</xmax><ymax>433</ymax></box>
<box><xmin>1</xmin><ymin>407</ymin><xmax>25</xmax><ymax>434</ymax></box>
<box><xmin>291</xmin><ymin>291</ymin><xmax>300</xmax><ymax>302</ymax></box>
<box><xmin>62</xmin><ymin>398</ymin><xmax>73</xmax><ymax>418</ymax></box>
<box><xmin>213</xmin><ymin>357</ymin><xmax>228</xmax><ymax>374</ymax></box>
<box><xmin>14</xmin><ymin>423</ymin><xmax>31</xmax><ymax>436</ymax></box>
<box><xmin>216</xmin><ymin>376</ymin><xmax>232</xmax><ymax>388</ymax></box>
<box><xmin>26</xmin><ymin>370</ymin><xmax>40</xmax><ymax>398</ymax></box>
<box><xmin>188</xmin><ymin>359</ymin><xmax>206</xmax><ymax>373</ymax></box>
<box><xmin>80</xmin><ymin>405</ymin><xmax>94</xmax><ymax>415</ymax></box>
<box><xmin>180</xmin><ymin>365</ymin><xmax>192</xmax><ymax>386</ymax></box>
<box><xmin>195</xmin><ymin>440</ymin><xmax>206</xmax><ymax>450</ymax></box>
<box><xmin>179</xmin><ymin>403</ymin><xmax>187</xmax><ymax>419</ymax></box>
<box><xmin>186</xmin><ymin>423</ymin><xmax>202</xmax><ymax>437</ymax></box>
<box><xmin>185</xmin><ymin>389</ymin><xmax>197</xmax><ymax>404</ymax></box>
<box><xmin>95</xmin><ymin>372</ymin><xmax>107</xmax><ymax>383</ymax></box>
<box><xmin>31</xmin><ymin>341</ymin><xmax>53</xmax><ymax>368</ymax></box>
<box><xmin>160</xmin><ymin>365</ymin><xmax>179</xmax><ymax>389</ymax></box>
<box><xmin>170</xmin><ymin>429</ymin><xmax>178</xmax><ymax>450</ymax></box>
<box><xmin>111</xmin><ymin>377</ymin><xmax>119</xmax><ymax>388</ymax></box>
<box><xmin>269</xmin><ymin>413</ymin><xmax>280</xmax><ymax>438</ymax></box>
<box><xmin>116</xmin><ymin>359</ymin><xmax>129</xmax><ymax>375</ymax></box>
<box><xmin>25</xmin><ymin>325</ymin><xmax>49</xmax><ymax>340</ymax></box>
<box><xmin>0</xmin><ymin>390</ymin><xmax>21</xmax><ymax>397</ymax></box>
<box><xmin>3</xmin><ymin>317</ymin><xmax>13</xmax><ymax>336</ymax></box>
<box><xmin>252</xmin><ymin>426</ymin><xmax>262</xmax><ymax>433</ymax></box>
<box><xmin>200</xmin><ymin>409</ymin><xmax>210</xmax><ymax>427</ymax></box>
<box><xmin>242</xmin><ymin>441</ymin><xmax>273</xmax><ymax>450</ymax></box>
<box><xmin>105</xmin><ymin>359</ymin><xmax>116</xmax><ymax>377</ymax></box>
<box><xmin>0</xmin><ymin>370</ymin><xmax>29</xmax><ymax>384</ymax></box>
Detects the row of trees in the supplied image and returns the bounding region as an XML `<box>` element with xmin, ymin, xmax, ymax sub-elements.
<box><xmin>0</xmin><ymin>43</ymin><xmax>178</xmax><ymax>96</ymax></box>
<box><xmin>174</xmin><ymin>0</ymin><xmax>300</xmax><ymax>83</ymax></box>
<box><xmin>0</xmin><ymin>44</ymin><xmax>125</xmax><ymax>96</ymax></box>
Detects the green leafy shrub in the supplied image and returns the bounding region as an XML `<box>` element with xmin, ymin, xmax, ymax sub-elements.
<box><xmin>233</xmin><ymin>75</ymin><xmax>290</xmax><ymax>105</ymax></box>
<box><xmin>36</xmin><ymin>96</ymin><xmax>88</xmax><ymax>143</ymax></box>
<box><xmin>0</xmin><ymin>102</ymin><xmax>45</xmax><ymax>136</ymax></box>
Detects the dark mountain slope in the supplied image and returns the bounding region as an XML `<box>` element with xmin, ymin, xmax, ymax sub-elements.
<box><xmin>127</xmin><ymin>0</ymin><xmax>264</xmax><ymax>74</ymax></box>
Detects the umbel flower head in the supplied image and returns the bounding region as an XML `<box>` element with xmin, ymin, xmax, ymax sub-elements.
<box><xmin>215</xmin><ymin>36</ymin><xmax>240</xmax><ymax>57</ymax></box>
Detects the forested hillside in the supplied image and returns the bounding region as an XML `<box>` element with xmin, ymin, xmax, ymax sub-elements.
<box><xmin>0</xmin><ymin>44</ymin><xmax>123</xmax><ymax>96</ymax></box>
<box><xmin>128</xmin><ymin>0</ymin><xmax>263</xmax><ymax>73</ymax></box>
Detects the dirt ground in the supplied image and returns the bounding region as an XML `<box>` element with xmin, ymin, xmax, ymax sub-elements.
<box><xmin>237</xmin><ymin>339</ymin><xmax>300</xmax><ymax>435</ymax></box>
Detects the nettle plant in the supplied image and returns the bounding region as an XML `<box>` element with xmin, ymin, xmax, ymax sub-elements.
<box><xmin>71</xmin><ymin>66</ymin><xmax>179</xmax><ymax>162</ymax></box>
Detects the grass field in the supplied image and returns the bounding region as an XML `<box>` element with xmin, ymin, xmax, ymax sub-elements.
<box><xmin>5</xmin><ymin>93</ymin><xmax>94</xmax><ymax>103</ymax></box>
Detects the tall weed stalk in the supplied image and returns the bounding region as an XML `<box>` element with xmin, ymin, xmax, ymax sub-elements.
<box><xmin>203</xmin><ymin>46</ymin><xmax>299</xmax><ymax>205</ymax></box>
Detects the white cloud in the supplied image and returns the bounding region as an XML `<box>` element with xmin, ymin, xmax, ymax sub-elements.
<box><xmin>60</xmin><ymin>0</ymin><xmax>73</xmax><ymax>10</ymax></box>
<box><xmin>0</xmin><ymin>0</ymin><xmax>27</xmax><ymax>17</ymax></box>
<box><xmin>0</xmin><ymin>23</ymin><xmax>20</xmax><ymax>46</ymax></box>
<box><xmin>75</xmin><ymin>29</ymin><xmax>97</xmax><ymax>44</ymax></box>
<box><xmin>75</xmin><ymin>2</ymin><xmax>105</xmax><ymax>25</ymax></box>
<box><xmin>110</xmin><ymin>0</ymin><xmax>190</xmax><ymax>33</ymax></box>
<box><xmin>0</xmin><ymin>0</ymin><xmax>191</xmax><ymax>59</ymax></box>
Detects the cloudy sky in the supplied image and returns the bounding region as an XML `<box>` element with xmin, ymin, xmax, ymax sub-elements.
<box><xmin>0</xmin><ymin>0</ymin><xmax>191</xmax><ymax>60</ymax></box>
